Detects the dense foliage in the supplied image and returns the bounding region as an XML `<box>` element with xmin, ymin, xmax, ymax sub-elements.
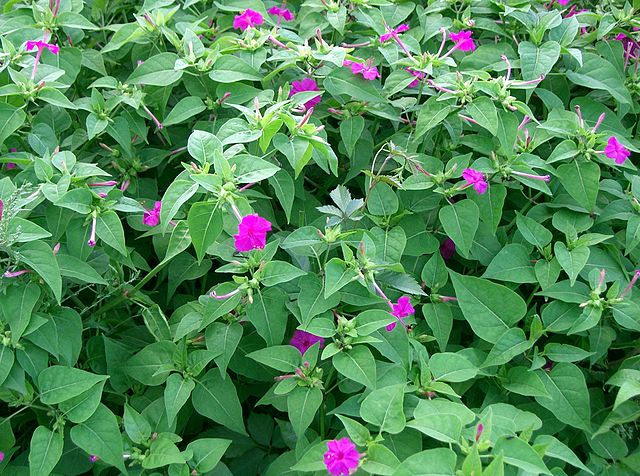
<box><xmin>1</xmin><ymin>0</ymin><xmax>640</xmax><ymax>474</ymax></box>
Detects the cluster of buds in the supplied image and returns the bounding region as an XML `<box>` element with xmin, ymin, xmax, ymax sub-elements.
<box><xmin>274</xmin><ymin>361</ymin><xmax>324</xmax><ymax>389</ymax></box>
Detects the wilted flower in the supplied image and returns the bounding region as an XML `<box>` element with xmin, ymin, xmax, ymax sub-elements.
<box><xmin>234</xmin><ymin>9</ymin><xmax>264</xmax><ymax>31</ymax></box>
<box><xmin>268</xmin><ymin>6</ymin><xmax>294</xmax><ymax>21</ymax></box>
<box><xmin>323</xmin><ymin>438</ymin><xmax>362</xmax><ymax>476</ymax></box>
<box><xmin>233</xmin><ymin>214</ymin><xmax>272</xmax><ymax>252</ymax></box>
<box><xmin>387</xmin><ymin>296</ymin><xmax>415</xmax><ymax>331</ymax></box>
<box><xmin>449</xmin><ymin>30</ymin><xmax>476</xmax><ymax>52</ymax></box>
<box><xmin>440</xmin><ymin>238</ymin><xmax>456</xmax><ymax>260</ymax></box>
<box><xmin>604</xmin><ymin>136</ymin><xmax>631</xmax><ymax>165</ymax></box>
<box><xmin>290</xmin><ymin>78</ymin><xmax>321</xmax><ymax>110</ymax></box>
<box><xmin>343</xmin><ymin>60</ymin><xmax>380</xmax><ymax>80</ymax></box>
<box><xmin>143</xmin><ymin>201</ymin><xmax>162</xmax><ymax>227</ymax></box>
<box><xmin>462</xmin><ymin>168</ymin><xmax>488</xmax><ymax>194</ymax></box>
<box><xmin>406</xmin><ymin>68</ymin><xmax>425</xmax><ymax>88</ymax></box>
<box><xmin>290</xmin><ymin>330</ymin><xmax>324</xmax><ymax>354</ymax></box>
<box><xmin>88</xmin><ymin>215</ymin><xmax>97</xmax><ymax>247</ymax></box>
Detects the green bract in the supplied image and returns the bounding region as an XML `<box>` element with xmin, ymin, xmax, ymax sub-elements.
<box><xmin>0</xmin><ymin>0</ymin><xmax>639</xmax><ymax>475</ymax></box>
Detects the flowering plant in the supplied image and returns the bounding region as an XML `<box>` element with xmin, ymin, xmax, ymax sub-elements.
<box><xmin>1</xmin><ymin>0</ymin><xmax>639</xmax><ymax>475</ymax></box>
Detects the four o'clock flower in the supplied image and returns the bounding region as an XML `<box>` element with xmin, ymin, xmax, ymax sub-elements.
<box><xmin>603</xmin><ymin>136</ymin><xmax>631</xmax><ymax>165</ymax></box>
<box><xmin>289</xmin><ymin>78</ymin><xmax>321</xmax><ymax>110</ymax></box>
<box><xmin>143</xmin><ymin>201</ymin><xmax>162</xmax><ymax>227</ymax></box>
<box><xmin>620</xmin><ymin>270</ymin><xmax>640</xmax><ymax>298</ymax></box>
<box><xmin>323</xmin><ymin>438</ymin><xmax>362</xmax><ymax>476</ymax></box>
<box><xmin>440</xmin><ymin>238</ymin><xmax>456</xmax><ymax>260</ymax></box>
<box><xmin>462</xmin><ymin>168</ymin><xmax>488</xmax><ymax>194</ymax></box>
<box><xmin>233</xmin><ymin>214</ymin><xmax>272</xmax><ymax>252</ymax></box>
<box><xmin>406</xmin><ymin>68</ymin><xmax>425</xmax><ymax>88</ymax></box>
<box><xmin>268</xmin><ymin>6</ymin><xmax>294</xmax><ymax>21</ymax></box>
<box><xmin>290</xmin><ymin>330</ymin><xmax>324</xmax><ymax>354</ymax></box>
<box><xmin>233</xmin><ymin>9</ymin><xmax>264</xmax><ymax>31</ymax></box>
<box><xmin>26</xmin><ymin>39</ymin><xmax>60</xmax><ymax>79</ymax></box>
<box><xmin>343</xmin><ymin>59</ymin><xmax>380</xmax><ymax>80</ymax></box>
<box><xmin>88</xmin><ymin>214</ymin><xmax>98</xmax><ymax>247</ymax></box>
<box><xmin>380</xmin><ymin>24</ymin><xmax>410</xmax><ymax>43</ymax></box>
<box><xmin>448</xmin><ymin>30</ymin><xmax>476</xmax><ymax>52</ymax></box>
<box><xmin>388</xmin><ymin>296</ymin><xmax>415</xmax><ymax>331</ymax></box>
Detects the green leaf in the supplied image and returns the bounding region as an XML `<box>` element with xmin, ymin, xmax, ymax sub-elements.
<box><xmin>557</xmin><ymin>160</ymin><xmax>600</xmax><ymax>212</ymax></box>
<box><xmin>209</xmin><ymin>55</ymin><xmax>262</xmax><ymax>82</ymax></box>
<box><xmin>472</xmin><ymin>183</ymin><xmax>506</xmax><ymax>234</ymax></box>
<box><xmin>323</xmin><ymin>67</ymin><xmax>385</xmax><ymax>103</ymax></box>
<box><xmin>518</xmin><ymin>41</ymin><xmax>560</xmax><ymax>83</ymax></box>
<box><xmin>360</xmin><ymin>384</ymin><xmax>406</xmax><ymax>434</ymax></box>
<box><xmin>535</xmin><ymin>435</ymin><xmax>593</xmax><ymax>474</ymax></box>
<box><xmin>482</xmin><ymin>328</ymin><xmax>531</xmax><ymax>367</ymax></box>
<box><xmin>164</xmin><ymin>220</ymin><xmax>192</xmax><ymax>262</ymax></box>
<box><xmin>58</xmin><ymin>255</ymin><xmax>108</xmax><ymax>285</ymax></box>
<box><xmin>554</xmin><ymin>242</ymin><xmax>589</xmax><ymax>286</ymax></box>
<box><xmin>269</xmin><ymin>170</ymin><xmax>295</xmax><ymax>223</ymax></box>
<box><xmin>188</xmin><ymin>202</ymin><xmax>223</xmax><ymax>263</ymax></box>
<box><xmin>1</xmin><ymin>283</ymin><xmax>41</xmax><ymax>343</ymax></box>
<box><xmin>483</xmin><ymin>244</ymin><xmax>537</xmax><ymax>283</ymax></box>
<box><xmin>163</xmin><ymin>96</ymin><xmax>206</xmax><ymax>126</ymax></box>
<box><xmin>272</xmin><ymin>134</ymin><xmax>313</xmax><ymax>178</ymax></box>
<box><xmin>58</xmin><ymin>380</ymin><xmax>105</xmax><ymax>423</ymax></box>
<box><xmin>247</xmin><ymin>345</ymin><xmax>301</xmax><ymax>372</ymax></box>
<box><xmin>413</xmin><ymin>96</ymin><xmax>454</xmax><ymax>141</ymax></box>
<box><xmin>206</xmin><ymin>322</ymin><xmax>243</xmax><ymax>377</ymax></box>
<box><xmin>164</xmin><ymin>373</ymin><xmax>195</xmax><ymax>426</ymax></box>
<box><xmin>439</xmin><ymin>199</ymin><xmax>479</xmax><ymax>259</ymax></box>
<box><xmin>466</xmin><ymin>96</ymin><xmax>498</xmax><ymax>135</ymax></box>
<box><xmin>566</xmin><ymin>53</ymin><xmax>632</xmax><ymax>104</ymax></box>
<box><xmin>123</xmin><ymin>403</ymin><xmax>151</xmax><ymax>445</ymax></box>
<box><xmin>340</xmin><ymin>115</ymin><xmax>365</xmax><ymax>156</ymax></box>
<box><xmin>260</xmin><ymin>260</ymin><xmax>306</xmax><ymax>286</ymax></box>
<box><xmin>332</xmin><ymin>346</ymin><xmax>377</xmax><ymax>388</ymax></box>
<box><xmin>228</xmin><ymin>155</ymin><xmax>280</xmax><ymax>183</ymax></box>
<box><xmin>188</xmin><ymin>130</ymin><xmax>223</xmax><ymax>166</ymax></box>
<box><xmin>96</xmin><ymin>210</ymin><xmax>127</xmax><ymax>255</ymax></box>
<box><xmin>504</xmin><ymin>367</ymin><xmax>549</xmax><ymax>397</ymax></box>
<box><xmin>126</xmin><ymin>341</ymin><xmax>176</xmax><ymax>386</ymax></box>
<box><xmin>192</xmin><ymin>369</ymin><xmax>247</xmax><ymax>435</ymax></box>
<box><xmin>70</xmin><ymin>404</ymin><xmax>127</xmax><ymax>474</ymax></box>
<box><xmin>393</xmin><ymin>448</ymin><xmax>457</xmax><ymax>476</ymax></box>
<box><xmin>29</xmin><ymin>426</ymin><xmax>63</xmax><ymax>476</ymax></box>
<box><xmin>354</xmin><ymin>309</ymin><xmax>396</xmax><ymax>335</ymax></box>
<box><xmin>423</xmin><ymin>303</ymin><xmax>453</xmax><ymax>352</ymax></box>
<box><xmin>142</xmin><ymin>434</ymin><xmax>186</xmax><ymax>468</ymax></box>
<box><xmin>534</xmin><ymin>362</ymin><xmax>591</xmax><ymax>431</ymax></box>
<box><xmin>55</xmin><ymin>188</ymin><xmax>92</xmax><ymax>214</ymax></box>
<box><xmin>127</xmin><ymin>52</ymin><xmax>183</xmax><ymax>86</ymax></box>
<box><xmin>0</xmin><ymin>103</ymin><xmax>26</xmax><ymax>146</ymax></box>
<box><xmin>493</xmin><ymin>436</ymin><xmax>551</xmax><ymax>475</ymax></box>
<box><xmin>160</xmin><ymin>179</ymin><xmax>200</xmax><ymax>232</ymax></box>
<box><xmin>0</xmin><ymin>346</ymin><xmax>14</xmax><ymax>386</ymax></box>
<box><xmin>516</xmin><ymin>213</ymin><xmax>553</xmax><ymax>248</ymax></box>
<box><xmin>324</xmin><ymin>258</ymin><xmax>359</xmax><ymax>298</ymax></box>
<box><xmin>246</xmin><ymin>288</ymin><xmax>288</xmax><ymax>346</ymax></box>
<box><xmin>429</xmin><ymin>352</ymin><xmax>478</xmax><ymax>382</ymax></box>
<box><xmin>287</xmin><ymin>386</ymin><xmax>323</xmax><ymax>437</ymax></box>
<box><xmin>186</xmin><ymin>438</ymin><xmax>232</xmax><ymax>473</ymax></box>
<box><xmin>449</xmin><ymin>271</ymin><xmax>527</xmax><ymax>344</ymax></box>
<box><xmin>368</xmin><ymin>182</ymin><xmax>399</xmax><ymax>216</ymax></box>
<box><xmin>38</xmin><ymin>366</ymin><xmax>108</xmax><ymax>404</ymax></box>
<box><xmin>297</xmin><ymin>274</ymin><xmax>341</xmax><ymax>326</ymax></box>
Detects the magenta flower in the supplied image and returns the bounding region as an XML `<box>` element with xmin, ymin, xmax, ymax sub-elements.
<box><xmin>557</xmin><ymin>0</ymin><xmax>570</xmax><ymax>5</ymax></box>
<box><xmin>323</xmin><ymin>438</ymin><xmax>362</xmax><ymax>476</ymax></box>
<box><xmin>440</xmin><ymin>238</ymin><xmax>456</xmax><ymax>260</ymax></box>
<box><xmin>3</xmin><ymin>269</ymin><xmax>31</xmax><ymax>278</ymax></box>
<box><xmin>0</xmin><ymin>451</ymin><xmax>4</xmax><ymax>462</ymax></box>
<box><xmin>26</xmin><ymin>39</ymin><xmax>59</xmax><ymax>79</ymax></box>
<box><xmin>89</xmin><ymin>455</ymin><xmax>99</xmax><ymax>463</ymax></box>
<box><xmin>233</xmin><ymin>9</ymin><xmax>264</xmax><ymax>31</ymax></box>
<box><xmin>6</xmin><ymin>163</ymin><xmax>16</xmax><ymax>169</ymax></box>
<box><xmin>343</xmin><ymin>60</ymin><xmax>380</xmax><ymax>80</ymax></box>
<box><xmin>268</xmin><ymin>6</ymin><xmax>294</xmax><ymax>21</ymax></box>
<box><xmin>462</xmin><ymin>168</ymin><xmax>488</xmax><ymax>194</ymax></box>
<box><xmin>406</xmin><ymin>68</ymin><xmax>425</xmax><ymax>88</ymax></box>
<box><xmin>289</xmin><ymin>78</ymin><xmax>321</xmax><ymax>110</ymax></box>
<box><xmin>387</xmin><ymin>296</ymin><xmax>415</xmax><ymax>331</ymax></box>
<box><xmin>233</xmin><ymin>214</ymin><xmax>272</xmax><ymax>252</ymax></box>
<box><xmin>380</xmin><ymin>24</ymin><xmax>409</xmax><ymax>43</ymax></box>
<box><xmin>143</xmin><ymin>201</ymin><xmax>162</xmax><ymax>227</ymax></box>
<box><xmin>290</xmin><ymin>330</ymin><xmax>324</xmax><ymax>354</ymax></box>
<box><xmin>0</xmin><ymin>199</ymin><xmax>3</xmax><ymax>222</ymax></box>
<box><xmin>88</xmin><ymin>181</ymin><xmax>117</xmax><ymax>187</ymax></box>
<box><xmin>449</xmin><ymin>30</ymin><xmax>476</xmax><ymax>52</ymax></box>
<box><xmin>475</xmin><ymin>423</ymin><xmax>484</xmax><ymax>443</ymax></box>
<box><xmin>604</xmin><ymin>137</ymin><xmax>631</xmax><ymax>165</ymax></box>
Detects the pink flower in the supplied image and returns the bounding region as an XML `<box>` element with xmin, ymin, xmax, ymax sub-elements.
<box><xmin>26</xmin><ymin>40</ymin><xmax>60</xmax><ymax>55</ymax></box>
<box><xmin>6</xmin><ymin>163</ymin><xmax>16</xmax><ymax>169</ymax></box>
<box><xmin>0</xmin><ymin>451</ymin><xmax>4</xmax><ymax>462</ymax></box>
<box><xmin>290</xmin><ymin>330</ymin><xmax>324</xmax><ymax>354</ymax></box>
<box><xmin>323</xmin><ymin>438</ymin><xmax>362</xmax><ymax>476</ymax></box>
<box><xmin>406</xmin><ymin>68</ymin><xmax>425</xmax><ymax>88</ymax></box>
<box><xmin>88</xmin><ymin>181</ymin><xmax>117</xmax><ymax>187</ymax></box>
<box><xmin>557</xmin><ymin>0</ymin><xmax>570</xmax><ymax>5</ymax></box>
<box><xmin>3</xmin><ymin>269</ymin><xmax>31</xmax><ymax>278</ymax></box>
<box><xmin>143</xmin><ymin>201</ymin><xmax>162</xmax><ymax>227</ymax></box>
<box><xmin>475</xmin><ymin>423</ymin><xmax>484</xmax><ymax>442</ymax></box>
<box><xmin>89</xmin><ymin>455</ymin><xmax>99</xmax><ymax>463</ymax></box>
<box><xmin>380</xmin><ymin>23</ymin><xmax>409</xmax><ymax>43</ymax></box>
<box><xmin>0</xmin><ymin>199</ymin><xmax>3</xmax><ymax>222</ymax></box>
<box><xmin>440</xmin><ymin>238</ymin><xmax>456</xmax><ymax>260</ymax></box>
<box><xmin>462</xmin><ymin>168</ymin><xmax>488</xmax><ymax>194</ymax></box>
<box><xmin>449</xmin><ymin>30</ymin><xmax>476</xmax><ymax>52</ymax></box>
<box><xmin>88</xmin><ymin>216</ymin><xmax>97</xmax><ymax>247</ymax></box>
<box><xmin>387</xmin><ymin>296</ymin><xmax>415</xmax><ymax>331</ymax></box>
<box><xmin>343</xmin><ymin>60</ymin><xmax>380</xmax><ymax>80</ymax></box>
<box><xmin>289</xmin><ymin>78</ymin><xmax>321</xmax><ymax>110</ymax></box>
<box><xmin>604</xmin><ymin>136</ymin><xmax>631</xmax><ymax>165</ymax></box>
<box><xmin>268</xmin><ymin>6</ymin><xmax>294</xmax><ymax>21</ymax></box>
<box><xmin>233</xmin><ymin>9</ymin><xmax>264</xmax><ymax>31</ymax></box>
<box><xmin>233</xmin><ymin>214</ymin><xmax>272</xmax><ymax>252</ymax></box>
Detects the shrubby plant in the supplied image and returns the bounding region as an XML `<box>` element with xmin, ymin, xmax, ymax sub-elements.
<box><xmin>1</xmin><ymin>0</ymin><xmax>640</xmax><ymax>474</ymax></box>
